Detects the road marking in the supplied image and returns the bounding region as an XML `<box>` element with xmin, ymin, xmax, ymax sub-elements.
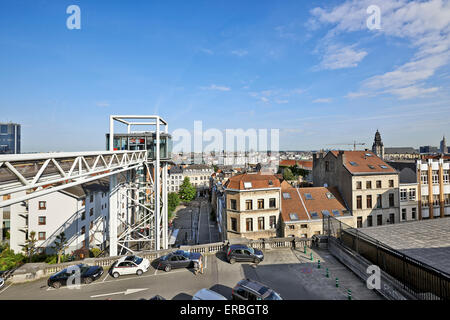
<box><xmin>91</xmin><ymin>288</ymin><xmax>148</xmax><ymax>298</ymax></box>
<box><xmin>0</xmin><ymin>283</ymin><xmax>12</xmax><ymax>295</ymax></box>
<box><xmin>102</xmin><ymin>273</ymin><xmax>109</xmax><ymax>283</ymax></box>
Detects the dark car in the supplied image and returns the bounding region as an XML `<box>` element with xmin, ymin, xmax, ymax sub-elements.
<box><xmin>156</xmin><ymin>250</ymin><xmax>203</xmax><ymax>272</ymax></box>
<box><xmin>232</xmin><ymin>279</ymin><xmax>282</xmax><ymax>300</ymax></box>
<box><xmin>226</xmin><ymin>244</ymin><xmax>264</xmax><ymax>264</ymax></box>
<box><xmin>47</xmin><ymin>264</ymin><xmax>103</xmax><ymax>288</ymax></box>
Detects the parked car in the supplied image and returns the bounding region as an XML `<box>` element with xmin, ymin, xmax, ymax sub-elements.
<box><xmin>226</xmin><ymin>244</ymin><xmax>264</xmax><ymax>264</ymax></box>
<box><xmin>149</xmin><ymin>295</ymin><xmax>166</xmax><ymax>300</ymax></box>
<box><xmin>156</xmin><ymin>250</ymin><xmax>203</xmax><ymax>272</ymax></box>
<box><xmin>192</xmin><ymin>288</ymin><xmax>227</xmax><ymax>300</ymax></box>
<box><xmin>47</xmin><ymin>264</ymin><xmax>103</xmax><ymax>289</ymax></box>
<box><xmin>110</xmin><ymin>255</ymin><xmax>150</xmax><ymax>278</ymax></box>
<box><xmin>232</xmin><ymin>279</ymin><xmax>282</xmax><ymax>300</ymax></box>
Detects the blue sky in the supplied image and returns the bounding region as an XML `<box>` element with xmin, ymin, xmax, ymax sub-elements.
<box><xmin>1</xmin><ymin>0</ymin><xmax>449</xmax><ymax>152</ymax></box>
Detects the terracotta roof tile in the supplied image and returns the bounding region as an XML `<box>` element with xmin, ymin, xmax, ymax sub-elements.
<box><xmin>329</xmin><ymin>150</ymin><xmax>396</xmax><ymax>174</ymax></box>
<box><xmin>225</xmin><ymin>172</ymin><xmax>281</xmax><ymax>190</ymax></box>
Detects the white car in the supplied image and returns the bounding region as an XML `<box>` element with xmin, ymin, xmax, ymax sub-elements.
<box><xmin>110</xmin><ymin>255</ymin><xmax>150</xmax><ymax>278</ymax></box>
<box><xmin>192</xmin><ymin>288</ymin><xmax>227</xmax><ymax>300</ymax></box>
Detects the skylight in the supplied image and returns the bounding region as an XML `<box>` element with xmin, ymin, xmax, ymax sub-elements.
<box><xmin>365</xmin><ymin>153</ymin><xmax>372</xmax><ymax>157</ymax></box>
<box><xmin>349</xmin><ymin>161</ymin><xmax>358</xmax><ymax>166</ymax></box>
<box><xmin>304</xmin><ymin>193</ymin><xmax>313</xmax><ymax>200</ymax></box>
<box><xmin>332</xmin><ymin>209</ymin><xmax>340</xmax><ymax>216</ymax></box>
<box><xmin>368</xmin><ymin>165</ymin><xmax>375</xmax><ymax>169</ymax></box>
<box><xmin>322</xmin><ymin>210</ymin><xmax>330</xmax><ymax>216</ymax></box>
<box><xmin>310</xmin><ymin>211</ymin><xmax>318</xmax><ymax>219</ymax></box>
<box><xmin>289</xmin><ymin>213</ymin><xmax>299</xmax><ymax>221</ymax></box>
<box><xmin>326</xmin><ymin>192</ymin><xmax>335</xmax><ymax>199</ymax></box>
<box><xmin>380</xmin><ymin>165</ymin><xmax>388</xmax><ymax>169</ymax></box>
<box><xmin>244</xmin><ymin>182</ymin><xmax>252</xmax><ymax>189</ymax></box>
<box><xmin>282</xmin><ymin>192</ymin><xmax>291</xmax><ymax>199</ymax></box>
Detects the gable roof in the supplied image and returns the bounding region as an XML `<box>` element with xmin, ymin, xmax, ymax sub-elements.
<box><xmin>225</xmin><ymin>172</ymin><xmax>281</xmax><ymax>190</ymax></box>
<box><xmin>280</xmin><ymin>183</ymin><xmax>350</xmax><ymax>223</ymax></box>
<box><xmin>329</xmin><ymin>150</ymin><xmax>397</xmax><ymax>174</ymax></box>
<box><xmin>279</xmin><ymin>159</ymin><xmax>313</xmax><ymax>169</ymax></box>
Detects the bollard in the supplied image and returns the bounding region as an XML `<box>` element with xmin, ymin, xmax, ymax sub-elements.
<box><xmin>310</xmin><ymin>253</ymin><xmax>313</xmax><ymax>261</ymax></box>
<box><xmin>317</xmin><ymin>260</ymin><xmax>321</xmax><ymax>269</ymax></box>
<box><xmin>325</xmin><ymin>268</ymin><xmax>329</xmax><ymax>278</ymax></box>
<box><xmin>347</xmin><ymin>289</ymin><xmax>352</xmax><ymax>300</ymax></box>
<box><xmin>335</xmin><ymin>278</ymin><xmax>339</xmax><ymax>287</ymax></box>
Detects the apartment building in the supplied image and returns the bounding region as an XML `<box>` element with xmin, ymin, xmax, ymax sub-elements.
<box><xmin>387</xmin><ymin>161</ymin><xmax>419</xmax><ymax>222</ymax></box>
<box><xmin>168</xmin><ymin>164</ymin><xmax>213</xmax><ymax>195</ymax></box>
<box><xmin>280</xmin><ymin>181</ymin><xmax>354</xmax><ymax>238</ymax></box>
<box><xmin>0</xmin><ymin>122</ymin><xmax>20</xmax><ymax>154</ymax></box>
<box><xmin>313</xmin><ymin>150</ymin><xmax>400</xmax><ymax>228</ymax></box>
<box><xmin>8</xmin><ymin>178</ymin><xmax>112</xmax><ymax>254</ymax></box>
<box><xmin>168</xmin><ymin>165</ymin><xmax>184</xmax><ymax>193</ymax></box>
<box><xmin>417</xmin><ymin>158</ymin><xmax>450</xmax><ymax>219</ymax></box>
<box><xmin>224</xmin><ymin>173</ymin><xmax>281</xmax><ymax>240</ymax></box>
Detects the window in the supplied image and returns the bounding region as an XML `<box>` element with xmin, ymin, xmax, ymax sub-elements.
<box><xmin>246</xmin><ymin>218</ymin><xmax>253</xmax><ymax>231</ymax></box>
<box><xmin>402</xmin><ymin>208</ymin><xmax>406</xmax><ymax>220</ymax></box>
<box><xmin>432</xmin><ymin>171</ymin><xmax>439</xmax><ymax>184</ymax></box>
<box><xmin>445</xmin><ymin>194</ymin><xmax>450</xmax><ymax>206</ymax></box>
<box><xmin>367</xmin><ymin>216</ymin><xmax>373</xmax><ymax>227</ymax></box>
<box><xmin>357</xmin><ymin>217</ymin><xmax>362</xmax><ymax>228</ymax></box>
<box><xmin>433</xmin><ymin>195</ymin><xmax>439</xmax><ymax>206</ymax></box>
<box><xmin>244</xmin><ymin>182</ymin><xmax>252</xmax><ymax>189</ymax></box>
<box><xmin>377</xmin><ymin>194</ymin><xmax>382</xmax><ymax>208</ymax></box>
<box><xmin>412</xmin><ymin>208</ymin><xmax>416</xmax><ymax>219</ymax></box>
<box><xmin>322</xmin><ymin>210</ymin><xmax>330</xmax><ymax>216</ymax></box>
<box><xmin>421</xmin><ymin>196</ymin><xmax>428</xmax><ymax>207</ymax></box>
<box><xmin>325</xmin><ymin>161</ymin><xmax>330</xmax><ymax>172</ymax></box>
<box><xmin>38</xmin><ymin>201</ymin><xmax>46</xmax><ymax>210</ymax></box>
<box><xmin>81</xmin><ymin>226</ymin><xmax>86</xmax><ymax>235</ymax></box>
<box><xmin>389</xmin><ymin>194</ymin><xmax>395</xmax><ymax>207</ymax></box>
<box><xmin>349</xmin><ymin>161</ymin><xmax>358</xmax><ymax>166</ymax></box>
<box><xmin>269</xmin><ymin>198</ymin><xmax>276</xmax><ymax>208</ymax></box>
<box><xmin>301</xmin><ymin>224</ymin><xmax>307</xmax><ymax>228</ymax></box>
<box><xmin>389</xmin><ymin>213</ymin><xmax>395</xmax><ymax>224</ymax></box>
<box><xmin>409</xmin><ymin>189</ymin><xmax>416</xmax><ymax>201</ymax></box>
<box><xmin>304</xmin><ymin>193</ymin><xmax>313</xmax><ymax>200</ymax></box>
<box><xmin>89</xmin><ymin>208</ymin><xmax>94</xmax><ymax>216</ymax></box>
<box><xmin>231</xmin><ymin>218</ymin><xmax>237</xmax><ymax>232</ymax></box>
<box><xmin>38</xmin><ymin>232</ymin><xmax>46</xmax><ymax>240</ymax></box>
<box><xmin>257</xmin><ymin>199</ymin><xmax>264</xmax><ymax>209</ymax></box>
<box><xmin>331</xmin><ymin>209</ymin><xmax>339</xmax><ymax>216</ymax></box>
<box><xmin>326</xmin><ymin>192</ymin><xmax>335</xmax><ymax>199</ymax></box>
<box><xmin>289</xmin><ymin>225</ymin><xmax>295</xmax><ymax>230</ymax></box>
<box><xmin>356</xmin><ymin>196</ymin><xmax>362</xmax><ymax>209</ymax></box>
<box><xmin>81</xmin><ymin>212</ymin><xmax>86</xmax><ymax>220</ymax></box>
<box><xmin>444</xmin><ymin>170</ymin><xmax>450</xmax><ymax>184</ymax></box>
<box><xmin>389</xmin><ymin>180</ymin><xmax>394</xmax><ymax>188</ymax></box>
<box><xmin>380</xmin><ymin>165</ymin><xmax>388</xmax><ymax>169</ymax></box>
<box><xmin>230</xmin><ymin>199</ymin><xmax>237</xmax><ymax>210</ymax></box>
<box><xmin>245</xmin><ymin>200</ymin><xmax>253</xmax><ymax>210</ymax></box>
<box><xmin>421</xmin><ymin>171</ymin><xmax>428</xmax><ymax>185</ymax></box>
<box><xmin>90</xmin><ymin>194</ymin><xmax>94</xmax><ymax>203</ymax></box>
<box><xmin>289</xmin><ymin>213</ymin><xmax>299</xmax><ymax>220</ymax></box>
<box><xmin>38</xmin><ymin>216</ymin><xmax>46</xmax><ymax>225</ymax></box>
<box><xmin>377</xmin><ymin>215</ymin><xmax>383</xmax><ymax>226</ymax></box>
<box><xmin>356</xmin><ymin>181</ymin><xmax>362</xmax><ymax>190</ymax></box>
<box><xmin>376</xmin><ymin>180</ymin><xmax>382</xmax><ymax>188</ymax></box>
<box><xmin>269</xmin><ymin>216</ymin><xmax>276</xmax><ymax>228</ymax></box>
<box><xmin>400</xmin><ymin>189</ymin><xmax>407</xmax><ymax>201</ymax></box>
<box><xmin>366</xmin><ymin>195</ymin><xmax>372</xmax><ymax>208</ymax></box>
<box><xmin>258</xmin><ymin>217</ymin><xmax>265</xmax><ymax>230</ymax></box>
<box><xmin>282</xmin><ymin>193</ymin><xmax>291</xmax><ymax>199</ymax></box>
<box><xmin>366</xmin><ymin>181</ymin><xmax>372</xmax><ymax>189</ymax></box>
<box><xmin>310</xmin><ymin>211</ymin><xmax>318</xmax><ymax>219</ymax></box>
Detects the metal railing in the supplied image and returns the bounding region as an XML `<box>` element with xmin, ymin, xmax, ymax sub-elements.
<box><xmin>324</xmin><ymin>216</ymin><xmax>450</xmax><ymax>300</ymax></box>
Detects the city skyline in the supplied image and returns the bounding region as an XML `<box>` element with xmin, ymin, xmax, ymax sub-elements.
<box><xmin>1</xmin><ymin>0</ymin><xmax>450</xmax><ymax>152</ymax></box>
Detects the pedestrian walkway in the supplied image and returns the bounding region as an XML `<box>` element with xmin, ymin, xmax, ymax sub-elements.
<box><xmin>290</xmin><ymin>247</ymin><xmax>383</xmax><ymax>300</ymax></box>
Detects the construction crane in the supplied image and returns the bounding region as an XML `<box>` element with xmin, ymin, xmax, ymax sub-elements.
<box><xmin>326</xmin><ymin>141</ymin><xmax>366</xmax><ymax>151</ymax></box>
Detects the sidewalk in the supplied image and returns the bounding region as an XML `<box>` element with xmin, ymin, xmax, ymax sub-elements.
<box><xmin>290</xmin><ymin>247</ymin><xmax>383</xmax><ymax>300</ymax></box>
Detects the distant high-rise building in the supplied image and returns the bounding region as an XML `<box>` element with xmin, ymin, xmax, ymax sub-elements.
<box><xmin>440</xmin><ymin>135</ymin><xmax>447</xmax><ymax>154</ymax></box>
<box><xmin>420</xmin><ymin>146</ymin><xmax>439</xmax><ymax>153</ymax></box>
<box><xmin>372</xmin><ymin>129</ymin><xmax>384</xmax><ymax>159</ymax></box>
<box><xmin>0</xmin><ymin>122</ymin><xmax>21</xmax><ymax>154</ymax></box>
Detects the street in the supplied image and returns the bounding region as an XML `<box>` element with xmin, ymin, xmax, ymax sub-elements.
<box><xmin>0</xmin><ymin>248</ymin><xmax>382</xmax><ymax>300</ymax></box>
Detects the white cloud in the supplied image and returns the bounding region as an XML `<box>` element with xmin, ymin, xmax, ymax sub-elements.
<box><xmin>309</xmin><ymin>0</ymin><xmax>450</xmax><ymax>99</ymax></box>
<box><xmin>318</xmin><ymin>44</ymin><xmax>368</xmax><ymax>70</ymax></box>
<box><xmin>231</xmin><ymin>49</ymin><xmax>248</xmax><ymax>57</ymax></box>
<box><xmin>313</xmin><ymin>98</ymin><xmax>333</xmax><ymax>103</ymax></box>
<box><xmin>200</xmin><ymin>84</ymin><xmax>231</xmax><ymax>91</ymax></box>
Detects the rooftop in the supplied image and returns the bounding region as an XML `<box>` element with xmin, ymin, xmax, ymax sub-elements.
<box><xmin>225</xmin><ymin>172</ymin><xmax>281</xmax><ymax>190</ymax></box>
<box><xmin>330</xmin><ymin>150</ymin><xmax>397</xmax><ymax>175</ymax></box>
<box><xmin>360</xmin><ymin>218</ymin><xmax>450</xmax><ymax>275</ymax></box>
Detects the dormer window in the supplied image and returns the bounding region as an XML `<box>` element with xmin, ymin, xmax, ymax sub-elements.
<box><xmin>244</xmin><ymin>182</ymin><xmax>252</xmax><ymax>189</ymax></box>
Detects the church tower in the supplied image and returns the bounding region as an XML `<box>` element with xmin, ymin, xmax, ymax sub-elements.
<box><xmin>372</xmin><ymin>130</ymin><xmax>384</xmax><ymax>159</ymax></box>
<box><xmin>440</xmin><ymin>135</ymin><xmax>447</xmax><ymax>154</ymax></box>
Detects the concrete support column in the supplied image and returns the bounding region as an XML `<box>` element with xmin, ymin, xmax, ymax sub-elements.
<box><xmin>109</xmin><ymin>174</ymin><xmax>118</xmax><ymax>257</ymax></box>
<box><xmin>155</xmin><ymin>118</ymin><xmax>161</xmax><ymax>250</ymax></box>
<box><xmin>162</xmin><ymin>163</ymin><xmax>168</xmax><ymax>249</ymax></box>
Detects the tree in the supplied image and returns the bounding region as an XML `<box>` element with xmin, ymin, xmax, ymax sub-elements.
<box><xmin>179</xmin><ymin>177</ymin><xmax>196</xmax><ymax>202</ymax></box>
<box><xmin>283</xmin><ymin>168</ymin><xmax>295</xmax><ymax>181</ymax></box>
<box><xmin>291</xmin><ymin>164</ymin><xmax>309</xmax><ymax>178</ymax></box>
<box><xmin>168</xmin><ymin>192</ymin><xmax>180</xmax><ymax>221</ymax></box>
<box><xmin>22</xmin><ymin>231</ymin><xmax>38</xmax><ymax>262</ymax></box>
<box><xmin>52</xmin><ymin>232</ymin><xmax>68</xmax><ymax>264</ymax></box>
<box><xmin>213</xmin><ymin>165</ymin><xmax>219</xmax><ymax>173</ymax></box>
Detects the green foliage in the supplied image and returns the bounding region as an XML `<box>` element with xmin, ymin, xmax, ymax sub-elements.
<box><xmin>22</xmin><ymin>231</ymin><xmax>38</xmax><ymax>262</ymax></box>
<box><xmin>291</xmin><ymin>164</ymin><xmax>309</xmax><ymax>177</ymax></box>
<box><xmin>0</xmin><ymin>245</ymin><xmax>25</xmax><ymax>271</ymax></box>
<box><xmin>90</xmin><ymin>247</ymin><xmax>102</xmax><ymax>258</ymax></box>
<box><xmin>179</xmin><ymin>177</ymin><xmax>196</xmax><ymax>202</ymax></box>
<box><xmin>168</xmin><ymin>192</ymin><xmax>180</xmax><ymax>222</ymax></box>
<box><xmin>52</xmin><ymin>232</ymin><xmax>68</xmax><ymax>264</ymax></box>
<box><xmin>213</xmin><ymin>165</ymin><xmax>218</xmax><ymax>172</ymax></box>
<box><xmin>283</xmin><ymin>168</ymin><xmax>295</xmax><ymax>181</ymax></box>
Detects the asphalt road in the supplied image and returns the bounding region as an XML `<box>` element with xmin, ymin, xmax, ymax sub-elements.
<box><xmin>0</xmin><ymin>248</ymin><xmax>375</xmax><ymax>300</ymax></box>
